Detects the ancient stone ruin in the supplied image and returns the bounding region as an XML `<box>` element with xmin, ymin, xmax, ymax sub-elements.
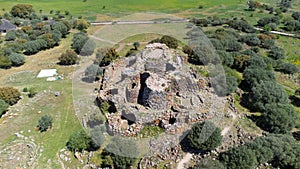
<box><xmin>98</xmin><ymin>43</ymin><xmax>225</xmax><ymax>136</ymax></box>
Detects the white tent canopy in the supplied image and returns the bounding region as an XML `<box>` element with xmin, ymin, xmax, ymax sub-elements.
<box><xmin>37</xmin><ymin>69</ymin><xmax>58</xmax><ymax>78</ymax></box>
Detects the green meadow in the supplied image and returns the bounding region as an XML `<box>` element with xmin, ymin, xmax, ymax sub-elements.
<box><xmin>0</xmin><ymin>0</ymin><xmax>242</xmax><ymax>17</ymax></box>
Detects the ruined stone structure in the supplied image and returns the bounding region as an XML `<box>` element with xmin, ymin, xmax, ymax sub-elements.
<box><xmin>98</xmin><ymin>43</ymin><xmax>224</xmax><ymax>136</ymax></box>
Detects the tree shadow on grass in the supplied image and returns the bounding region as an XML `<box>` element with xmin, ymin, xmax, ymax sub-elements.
<box><xmin>81</xmin><ymin>76</ymin><xmax>99</xmax><ymax>83</ymax></box>
<box><xmin>289</xmin><ymin>95</ymin><xmax>300</xmax><ymax>107</ymax></box>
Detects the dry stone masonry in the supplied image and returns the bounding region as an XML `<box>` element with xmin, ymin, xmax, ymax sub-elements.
<box><xmin>98</xmin><ymin>43</ymin><xmax>225</xmax><ymax>136</ymax></box>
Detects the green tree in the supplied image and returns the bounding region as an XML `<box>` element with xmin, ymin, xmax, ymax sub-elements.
<box><xmin>193</xmin><ymin>159</ymin><xmax>225</xmax><ymax>169</ymax></box>
<box><xmin>248</xmin><ymin>81</ymin><xmax>289</xmax><ymax>111</ymax></box>
<box><xmin>187</xmin><ymin>121</ymin><xmax>222</xmax><ymax>151</ymax></box>
<box><xmin>67</xmin><ymin>130</ymin><xmax>92</xmax><ymax>152</ymax></box>
<box><xmin>95</xmin><ymin>48</ymin><xmax>119</xmax><ymax>67</ymax></box>
<box><xmin>241</xmin><ymin>34</ymin><xmax>261</xmax><ymax>46</ymax></box>
<box><xmin>59</xmin><ymin>49</ymin><xmax>79</xmax><ymax>65</ymax></box>
<box><xmin>217</xmin><ymin>50</ymin><xmax>233</xmax><ymax>66</ymax></box>
<box><xmin>295</xmin><ymin>89</ymin><xmax>300</xmax><ymax>96</ymax></box>
<box><xmin>71</xmin><ymin>32</ymin><xmax>95</xmax><ymax>56</ymax></box>
<box><xmin>243</xmin><ymin>67</ymin><xmax>275</xmax><ymax>86</ymax></box>
<box><xmin>80</xmin><ymin>39</ymin><xmax>96</xmax><ymax>56</ymax></box>
<box><xmin>8</xmin><ymin>53</ymin><xmax>25</xmax><ymax>66</ymax></box>
<box><xmin>133</xmin><ymin>42</ymin><xmax>140</xmax><ymax>50</ymax></box>
<box><xmin>284</xmin><ymin>20</ymin><xmax>300</xmax><ymax>31</ymax></box>
<box><xmin>260</xmin><ymin>103</ymin><xmax>298</xmax><ymax>134</ymax></box>
<box><xmin>75</xmin><ymin>19</ymin><xmax>89</xmax><ymax>31</ymax></box>
<box><xmin>5</xmin><ymin>30</ymin><xmax>17</xmax><ymax>41</ymax></box>
<box><xmin>52</xmin><ymin>22</ymin><xmax>68</xmax><ymax>37</ymax></box>
<box><xmin>220</xmin><ymin>146</ymin><xmax>257</xmax><ymax>169</ymax></box>
<box><xmin>268</xmin><ymin>46</ymin><xmax>285</xmax><ymax>60</ymax></box>
<box><xmin>37</xmin><ymin>115</ymin><xmax>53</xmax><ymax>132</ymax></box>
<box><xmin>160</xmin><ymin>35</ymin><xmax>178</xmax><ymax>49</ymax></box>
<box><xmin>0</xmin><ymin>56</ymin><xmax>12</xmax><ymax>69</ymax></box>
<box><xmin>0</xmin><ymin>87</ymin><xmax>21</xmax><ymax>105</ymax></box>
<box><xmin>276</xmin><ymin>62</ymin><xmax>299</xmax><ymax>74</ymax></box>
<box><xmin>10</xmin><ymin>4</ymin><xmax>34</xmax><ymax>18</ymax></box>
<box><xmin>28</xmin><ymin>87</ymin><xmax>37</xmax><ymax>98</ymax></box>
<box><xmin>105</xmin><ymin>136</ymin><xmax>139</xmax><ymax>168</ymax></box>
<box><xmin>232</xmin><ymin>54</ymin><xmax>250</xmax><ymax>72</ymax></box>
<box><xmin>85</xmin><ymin>64</ymin><xmax>103</xmax><ymax>80</ymax></box>
<box><xmin>23</xmin><ymin>39</ymin><xmax>48</xmax><ymax>55</ymax></box>
<box><xmin>0</xmin><ymin>99</ymin><xmax>9</xmax><ymax>117</ymax></box>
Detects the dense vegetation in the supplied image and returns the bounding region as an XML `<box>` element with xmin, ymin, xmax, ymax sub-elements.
<box><xmin>188</xmin><ymin>121</ymin><xmax>222</xmax><ymax>151</ymax></box>
<box><xmin>0</xmin><ymin>4</ymin><xmax>91</xmax><ymax>69</ymax></box>
<box><xmin>0</xmin><ymin>87</ymin><xmax>21</xmax><ymax>105</ymax></box>
<box><xmin>220</xmin><ymin>134</ymin><xmax>300</xmax><ymax>169</ymax></box>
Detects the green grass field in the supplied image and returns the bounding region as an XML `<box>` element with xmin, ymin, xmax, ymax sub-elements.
<box><xmin>0</xmin><ymin>0</ymin><xmax>244</xmax><ymax>19</ymax></box>
<box><xmin>0</xmin><ymin>35</ymin><xmax>84</xmax><ymax>168</ymax></box>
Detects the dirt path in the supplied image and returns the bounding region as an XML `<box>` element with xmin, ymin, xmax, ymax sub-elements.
<box><xmin>177</xmin><ymin>153</ymin><xmax>193</xmax><ymax>169</ymax></box>
<box><xmin>221</xmin><ymin>107</ymin><xmax>237</xmax><ymax>136</ymax></box>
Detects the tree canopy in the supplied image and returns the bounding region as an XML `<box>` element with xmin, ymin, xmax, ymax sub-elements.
<box><xmin>0</xmin><ymin>99</ymin><xmax>9</xmax><ymax>117</ymax></box>
<box><xmin>188</xmin><ymin>121</ymin><xmax>222</xmax><ymax>151</ymax></box>
<box><xmin>59</xmin><ymin>49</ymin><xmax>78</xmax><ymax>65</ymax></box>
<box><xmin>37</xmin><ymin>115</ymin><xmax>53</xmax><ymax>132</ymax></box>
<box><xmin>10</xmin><ymin>4</ymin><xmax>34</xmax><ymax>18</ymax></box>
<box><xmin>259</xmin><ymin>103</ymin><xmax>298</xmax><ymax>134</ymax></box>
<box><xmin>0</xmin><ymin>87</ymin><xmax>21</xmax><ymax>105</ymax></box>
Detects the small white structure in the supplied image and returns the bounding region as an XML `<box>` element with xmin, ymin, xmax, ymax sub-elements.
<box><xmin>37</xmin><ymin>69</ymin><xmax>58</xmax><ymax>78</ymax></box>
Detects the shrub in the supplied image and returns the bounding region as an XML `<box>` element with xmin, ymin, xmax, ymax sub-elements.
<box><xmin>67</xmin><ymin>130</ymin><xmax>93</xmax><ymax>152</ymax></box>
<box><xmin>105</xmin><ymin>137</ymin><xmax>140</xmax><ymax>168</ymax></box>
<box><xmin>71</xmin><ymin>32</ymin><xmax>95</xmax><ymax>56</ymax></box>
<box><xmin>221</xmin><ymin>134</ymin><xmax>300</xmax><ymax>169</ymax></box>
<box><xmin>52</xmin><ymin>22</ymin><xmax>68</xmax><ymax>37</ymax></box>
<box><xmin>228</xmin><ymin>19</ymin><xmax>256</xmax><ymax>33</ymax></box>
<box><xmin>232</xmin><ymin>54</ymin><xmax>251</xmax><ymax>72</ymax></box>
<box><xmin>160</xmin><ymin>35</ymin><xmax>179</xmax><ymax>49</ymax></box>
<box><xmin>28</xmin><ymin>88</ymin><xmax>37</xmax><ymax>98</ymax></box>
<box><xmin>257</xmin><ymin>16</ymin><xmax>280</xmax><ymax>27</ymax></box>
<box><xmin>220</xmin><ymin>146</ymin><xmax>257</xmax><ymax>169</ymax></box>
<box><xmin>217</xmin><ymin>50</ymin><xmax>233</xmax><ymax>66</ymax></box>
<box><xmin>241</xmin><ymin>34</ymin><xmax>261</xmax><ymax>46</ymax></box>
<box><xmin>0</xmin><ymin>87</ymin><xmax>21</xmax><ymax>105</ymax></box>
<box><xmin>95</xmin><ymin>48</ymin><xmax>119</xmax><ymax>67</ymax></box>
<box><xmin>276</xmin><ymin>62</ymin><xmax>299</xmax><ymax>74</ymax></box>
<box><xmin>243</xmin><ymin>67</ymin><xmax>275</xmax><ymax>86</ymax></box>
<box><xmin>268</xmin><ymin>46</ymin><xmax>285</xmax><ymax>60</ymax></box>
<box><xmin>133</xmin><ymin>42</ymin><xmax>140</xmax><ymax>50</ymax></box>
<box><xmin>188</xmin><ymin>121</ymin><xmax>222</xmax><ymax>151</ymax></box>
<box><xmin>260</xmin><ymin>103</ymin><xmax>298</xmax><ymax>134</ymax></box>
<box><xmin>85</xmin><ymin>64</ymin><xmax>103</xmax><ymax>80</ymax></box>
<box><xmin>292</xmin><ymin>12</ymin><xmax>300</xmax><ymax>20</ymax></box>
<box><xmin>10</xmin><ymin>4</ymin><xmax>34</xmax><ymax>18</ymax></box>
<box><xmin>5</xmin><ymin>30</ymin><xmax>17</xmax><ymax>41</ymax></box>
<box><xmin>8</xmin><ymin>53</ymin><xmax>25</xmax><ymax>66</ymax></box>
<box><xmin>284</xmin><ymin>20</ymin><xmax>300</xmax><ymax>31</ymax></box>
<box><xmin>22</xmin><ymin>87</ymin><xmax>28</xmax><ymax>92</ymax></box>
<box><xmin>59</xmin><ymin>49</ymin><xmax>78</xmax><ymax>65</ymax></box>
<box><xmin>260</xmin><ymin>38</ymin><xmax>275</xmax><ymax>49</ymax></box>
<box><xmin>193</xmin><ymin>159</ymin><xmax>226</xmax><ymax>169</ymax></box>
<box><xmin>0</xmin><ymin>56</ymin><xmax>12</xmax><ymax>69</ymax></box>
<box><xmin>0</xmin><ymin>99</ymin><xmax>9</xmax><ymax>117</ymax></box>
<box><xmin>247</xmin><ymin>81</ymin><xmax>289</xmax><ymax>111</ymax></box>
<box><xmin>37</xmin><ymin>115</ymin><xmax>53</xmax><ymax>132</ymax></box>
<box><xmin>75</xmin><ymin>19</ymin><xmax>89</xmax><ymax>30</ymax></box>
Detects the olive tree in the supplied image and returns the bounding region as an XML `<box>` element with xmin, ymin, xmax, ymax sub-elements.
<box><xmin>187</xmin><ymin>121</ymin><xmax>222</xmax><ymax>151</ymax></box>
